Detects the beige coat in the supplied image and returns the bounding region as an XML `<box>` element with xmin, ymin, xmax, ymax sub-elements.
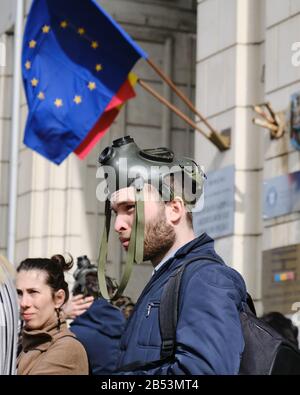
<box><xmin>17</xmin><ymin>318</ymin><xmax>89</xmax><ymax>375</ymax></box>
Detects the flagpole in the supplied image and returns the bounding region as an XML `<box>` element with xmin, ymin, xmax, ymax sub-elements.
<box><xmin>146</xmin><ymin>59</ymin><xmax>218</xmax><ymax>132</ymax></box>
<box><xmin>8</xmin><ymin>0</ymin><xmax>24</xmax><ymax>264</ymax></box>
<box><xmin>138</xmin><ymin>79</ymin><xmax>230</xmax><ymax>151</ymax></box>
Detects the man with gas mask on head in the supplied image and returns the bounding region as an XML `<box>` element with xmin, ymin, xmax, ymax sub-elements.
<box><xmin>97</xmin><ymin>136</ymin><xmax>247</xmax><ymax>375</ymax></box>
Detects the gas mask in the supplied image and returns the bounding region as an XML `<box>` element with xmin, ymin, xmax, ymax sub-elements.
<box><xmin>97</xmin><ymin>136</ymin><xmax>205</xmax><ymax>300</ymax></box>
<box><xmin>72</xmin><ymin>255</ymin><xmax>98</xmax><ymax>296</ymax></box>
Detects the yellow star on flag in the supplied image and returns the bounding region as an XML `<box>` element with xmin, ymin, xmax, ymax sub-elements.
<box><xmin>73</xmin><ymin>95</ymin><xmax>82</xmax><ymax>104</ymax></box>
<box><xmin>91</xmin><ymin>41</ymin><xmax>99</xmax><ymax>49</ymax></box>
<box><xmin>37</xmin><ymin>92</ymin><xmax>45</xmax><ymax>100</ymax></box>
<box><xmin>42</xmin><ymin>25</ymin><xmax>50</xmax><ymax>33</ymax></box>
<box><xmin>31</xmin><ymin>78</ymin><xmax>39</xmax><ymax>87</ymax></box>
<box><xmin>78</xmin><ymin>28</ymin><xmax>85</xmax><ymax>35</ymax></box>
<box><xmin>95</xmin><ymin>64</ymin><xmax>103</xmax><ymax>72</ymax></box>
<box><xmin>88</xmin><ymin>82</ymin><xmax>96</xmax><ymax>90</ymax></box>
<box><xmin>29</xmin><ymin>40</ymin><xmax>37</xmax><ymax>48</ymax></box>
<box><xmin>60</xmin><ymin>21</ymin><xmax>68</xmax><ymax>28</ymax></box>
<box><xmin>25</xmin><ymin>61</ymin><xmax>31</xmax><ymax>70</ymax></box>
<box><xmin>54</xmin><ymin>98</ymin><xmax>63</xmax><ymax>107</ymax></box>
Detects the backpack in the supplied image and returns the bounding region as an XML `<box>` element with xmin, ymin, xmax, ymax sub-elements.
<box><xmin>159</xmin><ymin>255</ymin><xmax>300</xmax><ymax>375</ymax></box>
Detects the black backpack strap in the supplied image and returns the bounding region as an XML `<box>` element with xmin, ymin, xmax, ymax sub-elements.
<box><xmin>159</xmin><ymin>254</ymin><xmax>223</xmax><ymax>359</ymax></box>
<box><xmin>245</xmin><ymin>293</ymin><xmax>256</xmax><ymax>315</ymax></box>
<box><xmin>159</xmin><ymin>264</ymin><xmax>185</xmax><ymax>358</ymax></box>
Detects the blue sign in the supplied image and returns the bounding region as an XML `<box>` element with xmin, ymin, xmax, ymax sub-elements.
<box><xmin>193</xmin><ymin>165</ymin><xmax>235</xmax><ymax>239</ymax></box>
<box><xmin>263</xmin><ymin>170</ymin><xmax>300</xmax><ymax>219</ymax></box>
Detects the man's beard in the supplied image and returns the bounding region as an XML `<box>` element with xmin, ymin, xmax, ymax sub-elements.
<box><xmin>143</xmin><ymin>209</ymin><xmax>176</xmax><ymax>264</ymax></box>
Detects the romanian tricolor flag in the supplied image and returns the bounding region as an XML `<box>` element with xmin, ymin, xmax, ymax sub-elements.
<box><xmin>22</xmin><ymin>0</ymin><xmax>147</xmax><ymax>164</ymax></box>
<box><xmin>75</xmin><ymin>73</ymin><xmax>138</xmax><ymax>159</ymax></box>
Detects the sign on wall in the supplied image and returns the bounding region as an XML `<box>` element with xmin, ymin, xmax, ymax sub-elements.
<box><xmin>263</xmin><ymin>170</ymin><xmax>300</xmax><ymax>220</ymax></box>
<box><xmin>262</xmin><ymin>244</ymin><xmax>300</xmax><ymax>315</ymax></box>
<box><xmin>193</xmin><ymin>165</ymin><xmax>235</xmax><ymax>239</ymax></box>
<box><xmin>291</xmin><ymin>92</ymin><xmax>300</xmax><ymax>150</ymax></box>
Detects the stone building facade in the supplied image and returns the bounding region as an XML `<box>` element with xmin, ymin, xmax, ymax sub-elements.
<box><xmin>0</xmin><ymin>0</ymin><xmax>196</xmax><ymax>299</ymax></box>
<box><xmin>195</xmin><ymin>0</ymin><xmax>300</xmax><ymax>318</ymax></box>
<box><xmin>1</xmin><ymin>0</ymin><xmax>300</xmax><ymax>315</ymax></box>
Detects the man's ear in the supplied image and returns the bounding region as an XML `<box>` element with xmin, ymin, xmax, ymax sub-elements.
<box><xmin>165</xmin><ymin>197</ymin><xmax>185</xmax><ymax>224</ymax></box>
<box><xmin>54</xmin><ymin>289</ymin><xmax>66</xmax><ymax>309</ymax></box>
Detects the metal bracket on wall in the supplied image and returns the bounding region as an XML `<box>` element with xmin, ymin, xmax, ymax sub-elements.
<box><xmin>252</xmin><ymin>102</ymin><xmax>287</xmax><ymax>139</ymax></box>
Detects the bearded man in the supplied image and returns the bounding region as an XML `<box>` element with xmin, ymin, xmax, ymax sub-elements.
<box><xmin>98</xmin><ymin>136</ymin><xmax>247</xmax><ymax>375</ymax></box>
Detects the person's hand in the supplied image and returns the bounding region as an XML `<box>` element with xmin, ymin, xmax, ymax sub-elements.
<box><xmin>63</xmin><ymin>294</ymin><xmax>94</xmax><ymax>320</ymax></box>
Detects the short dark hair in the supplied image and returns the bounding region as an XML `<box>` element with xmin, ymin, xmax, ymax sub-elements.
<box><xmin>163</xmin><ymin>173</ymin><xmax>196</xmax><ymax>228</ymax></box>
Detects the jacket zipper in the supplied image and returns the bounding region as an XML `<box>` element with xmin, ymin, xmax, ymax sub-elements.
<box><xmin>146</xmin><ymin>301</ymin><xmax>160</xmax><ymax>317</ymax></box>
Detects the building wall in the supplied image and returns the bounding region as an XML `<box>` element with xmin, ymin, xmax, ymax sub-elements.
<box><xmin>263</xmin><ymin>0</ymin><xmax>300</xmax><ymax>252</ymax></box>
<box><xmin>0</xmin><ymin>0</ymin><xmax>197</xmax><ymax>300</ymax></box>
<box><xmin>196</xmin><ymin>0</ymin><xmax>300</xmax><ymax>315</ymax></box>
<box><xmin>0</xmin><ymin>32</ymin><xmax>13</xmax><ymax>259</ymax></box>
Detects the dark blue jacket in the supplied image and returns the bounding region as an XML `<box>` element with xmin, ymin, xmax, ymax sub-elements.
<box><xmin>117</xmin><ymin>234</ymin><xmax>247</xmax><ymax>374</ymax></box>
<box><xmin>70</xmin><ymin>298</ymin><xmax>126</xmax><ymax>375</ymax></box>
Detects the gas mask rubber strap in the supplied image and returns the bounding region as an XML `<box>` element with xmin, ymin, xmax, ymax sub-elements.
<box><xmin>135</xmin><ymin>192</ymin><xmax>144</xmax><ymax>264</ymax></box>
<box><xmin>98</xmin><ymin>199</ymin><xmax>111</xmax><ymax>300</ymax></box>
<box><xmin>111</xmin><ymin>189</ymin><xmax>144</xmax><ymax>301</ymax></box>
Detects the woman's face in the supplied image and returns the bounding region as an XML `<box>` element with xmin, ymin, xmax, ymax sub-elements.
<box><xmin>16</xmin><ymin>269</ymin><xmax>62</xmax><ymax>330</ymax></box>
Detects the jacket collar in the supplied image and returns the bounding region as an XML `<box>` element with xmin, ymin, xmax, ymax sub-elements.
<box><xmin>22</xmin><ymin>315</ymin><xmax>68</xmax><ymax>352</ymax></box>
<box><xmin>153</xmin><ymin>233</ymin><xmax>213</xmax><ymax>278</ymax></box>
<box><xmin>137</xmin><ymin>233</ymin><xmax>214</xmax><ymax>301</ymax></box>
<box><xmin>174</xmin><ymin>233</ymin><xmax>213</xmax><ymax>259</ymax></box>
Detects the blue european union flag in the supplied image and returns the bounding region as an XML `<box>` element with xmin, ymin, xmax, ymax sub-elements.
<box><xmin>22</xmin><ymin>0</ymin><xmax>147</xmax><ymax>164</ymax></box>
